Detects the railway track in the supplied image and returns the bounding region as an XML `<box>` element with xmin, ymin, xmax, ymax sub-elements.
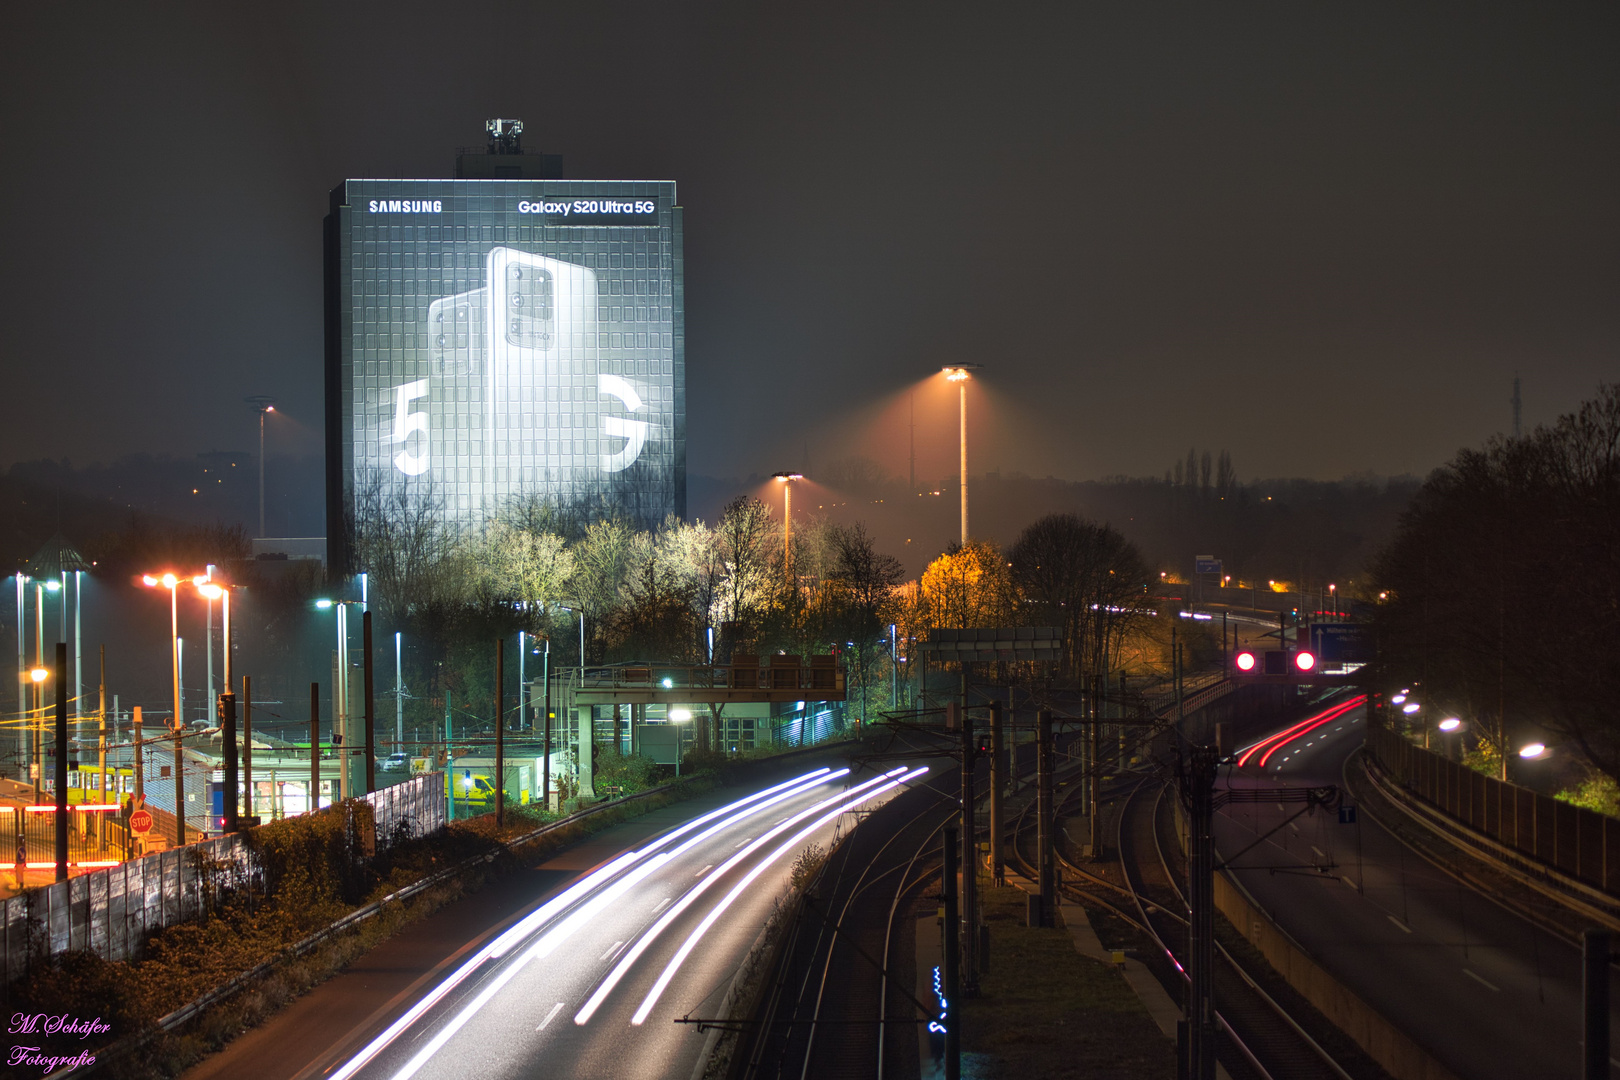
<box><xmin>1009</xmin><ymin>760</ymin><xmax>1356</xmax><ymax>1080</ymax></box>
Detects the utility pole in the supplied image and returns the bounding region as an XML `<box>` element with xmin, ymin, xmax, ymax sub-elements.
<box><xmin>97</xmin><ymin>646</ymin><xmax>106</xmax><ymax>848</ymax></box>
<box><xmin>494</xmin><ymin>638</ymin><xmax>505</xmax><ymax>830</ymax></box>
<box><xmin>961</xmin><ymin>701</ymin><xmax>978</xmax><ymax>996</ymax></box>
<box><xmin>173</xmin><ymin>708</ymin><xmax>186</xmax><ymax>847</ymax></box>
<box><xmin>309</xmin><ymin>682</ymin><xmax>320</xmax><ymax>814</ymax></box>
<box><xmin>133</xmin><ymin>706</ymin><xmax>144</xmax><ymax>804</ymax></box>
<box><xmin>1586</xmin><ymin>930</ymin><xmax>1611</xmax><ymax>1080</ymax></box>
<box><xmin>542</xmin><ymin>638</ymin><xmax>551</xmax><ymax>811</ymax></box>
<box><xmin>942</xmin><ymin>825</ymin><xmax>960</xmax><ymax>1080</ymax></box>
<box><xmin>54</xmin><ymin>643</ymin><xmax>67</xmax><ymax>882</ymax></box>
<box><xmin>219</xmin><ymin>692</ymin><xmax>238</xmax><ymax>832</ymax></box>
<box><xmin>1182</xmin><ymin>744</ymin><xmax>1219</xmax><ymax>1080</ymax></box>
<box><xmin>988</xmin><ymin>699</ymin><xmax>1004</xmax><ymax>886</ymax></box>
<box><xmin>363</xmin><ymin>610</ymin><xmax>376</xmax><ymax>794</ymax></box>
<box><xmin>1036</xmin><ymin>708</ymin><xmax>1054</xmax><ymax>926</ymax></box>
<box><xmin>242</xmin><ymin>676</ymin><xmax>253</xmax><ymax>824</ymax></box>
<box><xmin>1090</xmin><ymin>673</ymin><xmax>1102</xmax><ymax>857</ymax></box>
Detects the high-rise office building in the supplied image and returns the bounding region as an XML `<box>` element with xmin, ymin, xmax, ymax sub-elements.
<box><xmin>325</xmin><ymin>122</ymin><xmax>684</xmax><ymax>569</ymax></box>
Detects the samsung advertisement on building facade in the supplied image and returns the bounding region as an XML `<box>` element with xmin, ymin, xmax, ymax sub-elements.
<box><xmin>326</xmin><ymin>179</ymin><xmax>684</xmax><ymax>565</ymax></box>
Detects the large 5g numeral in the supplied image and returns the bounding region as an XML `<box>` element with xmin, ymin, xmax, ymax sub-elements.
<box><xmin>392</xmin><ymin>379</ymin><xmax>429</xmax><ymax>476</ymax></box>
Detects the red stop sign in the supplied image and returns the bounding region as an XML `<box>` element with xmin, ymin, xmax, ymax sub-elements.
<box><xmin>130</xmin><ymin>809</ymin><xmax>153</xmax><ymax>835</ymax></box>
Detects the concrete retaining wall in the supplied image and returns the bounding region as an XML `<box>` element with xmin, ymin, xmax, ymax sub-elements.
<box><xmin>1212</xmin><ymin>872</ymin><xmax>1460</xmax><ymax>1080</ymax></box>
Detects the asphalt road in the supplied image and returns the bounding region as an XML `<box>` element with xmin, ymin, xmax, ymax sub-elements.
<box><xmin>1219</xmin><ymin>701</ymin><xmax>1619</xmax><ymax>1080</ymax></box>
<box><xmin>184</xmin><ymin>761</ymin><xmax>929</xmax><ymax>1080</ymax></box>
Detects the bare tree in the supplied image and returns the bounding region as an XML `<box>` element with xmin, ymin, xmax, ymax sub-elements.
<box><xmin>348</xmin><ymin>470</ymin><xmax>459</xmax><ymax>623</ymax></box>
<box><xmin>1009</xmin><ymin>514</ymin><xmax>1151</xmax><ymax>681</ymax></box>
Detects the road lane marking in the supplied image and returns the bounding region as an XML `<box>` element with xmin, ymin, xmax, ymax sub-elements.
<box><xmin>1342</xmin><ymin>876</ymin><xmax>1358</xmax><ymax>891</ymax></box>
<box><xmin>630</xmin><ymin>767</ymin><xmax>929</xmax><ymax>1025</ymax></box>
<box><xmin>1311</xmin><ymin>846</ymin><xmax>1325</xmax><ymax>859</ymax></box>
<box><xmin>576</xmin><ymin>766</ymin><xmax>926</xmax><ymax>1029</ymax></box>
<box><xmin>323</xmin><ymin>767</ymin><xmax>849</xmax><ymax>1080</ymax></box>
<box><xmin>653</xmin><ymin>897</ymin><xmax>671</xmax><ymax>914</ymax></box>
<box><xmin>537</xmin><ymin>1002</ymin><xmax>565</xmax><ymax>1030</ymax></box>
<box><xmin>696</xmin><ymin>864</ymin><xmax>713</xmax><ymax>877</ymax></box>
<box><xmin>602</xmin><ymin>940</ymin><xmax>626</xmax><ymax>962</ymax></box>
<box><xmin>1463</xmin><ymin>968</ymin><xmax>1500</xmax><ymax>992</ymax></box>
<box><xmin>735</xmin><ymin>838</ymin><xmax>751</xmax><ymax>848</ymax></box>
<box><xmin>1388</xmin><ymin>915</ymin><xmax>1412</xmax><ymax>934</ymax></box>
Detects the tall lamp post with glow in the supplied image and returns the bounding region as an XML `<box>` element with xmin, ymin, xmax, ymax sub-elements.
<box><xmin>28</xmin><ymin>665</ymin><xmax>48</xmax><ymax>800</ymax></box>
<box><xmin>315</xmin><ymin>598</ymin><xmax>356</xmax><ymax>799</ymax></box>
<box><xmin>141</xmin><ymin>572</ymin><xmax>187</xmax><ymax>844</ymax></box>
<box><xmin>941</xmin><ymin>364</ymin><xmax>982</xmax><ymax>546</ymax></box>
<box><xmin>246</xmin><ymin>396</ymin><xmax>276</xmax><ymax>538</ymax></box>
<box><xmin>772</xmin><ymin>472</ymin><xmax>803</xmax><ymax>573</ymax></box>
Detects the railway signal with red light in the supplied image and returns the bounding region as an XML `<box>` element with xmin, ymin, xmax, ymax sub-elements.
<box><xmin>1294</xmin><ymin>650</ymin><xmax>1317</xmax><ymax>672</ymax></box>
<box><xmin>1234</xmin><ymin>650</ymin><xmax>1257</xmax><ymax>673</ymax></box>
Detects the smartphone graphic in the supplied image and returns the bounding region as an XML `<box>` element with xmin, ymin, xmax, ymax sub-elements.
<box><xmin>401</xmin><ymin>247</ymin><xmax>654</xmax><ymax>502</ymax></box>
<box><xmin>484</xmin><ymin>248</ymin><xmax>599</xmax><ymax>478</ymax></box>
<box><xmin>410</xmin><ymin>286</ymin><xmax>489</xmax><ymax>495</ymax></box>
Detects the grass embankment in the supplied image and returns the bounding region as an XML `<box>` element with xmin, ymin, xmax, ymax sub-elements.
<box><xmin>8</xmin><ymin>775</ymin><xmax>719</xmax><ymax>1080</ymax></box>
<box><xmin>961</xmin><ymin>884</ymin><xmax>1174</xmax><ymax>1080</ymax></box>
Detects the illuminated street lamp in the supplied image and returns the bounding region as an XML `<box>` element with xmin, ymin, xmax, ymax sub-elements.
<box><xmin>142</xmin><ymin>572</ymin><xmax>188</xmax><ymax>844</ymax></box>
<box><xmin>196</xmin><ymin>577</ymin><xmax>232</xmax><ymax>694</ymax></box>
<box><xmin>246</xmin><ymin>396</ymin><xmax>276</xmax><ymax>538</ymax></box>
<box><xmin>314</xmin><ymin>596</ymin><xmax>371</xmax><ymax>799</ymax></box>
<box><xmin>1519</xmin><ymin>742</ymin><xmax>1548</xmax><ymax>760</ymax></box>
<box><xmin>941</xmin><ymin>364</ymin><xmax>982</xmax><ymax>546</ymax></box>
<box><xmin>28</xmin><ymin>665</ymin><xmax>48</xmax><ymax>799</ymax></box>
<box><xmin>772</xmin><ymin>472</ymin><xmax>803</xmax><ymax>572</ymax></box>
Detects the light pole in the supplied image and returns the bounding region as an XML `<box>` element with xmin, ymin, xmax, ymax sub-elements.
<box><xmin>142</xmin><ymin>572</ymin><xmax>187</xmax><ymax>842</ymax></box>
<box><xmin>197</xmin><ymin>579</ymin><xmax>232</xmax><ymax>694</ymax></box>
<box><xmin>246</xmin><ymin>396</ymin><xmax>276</xmax><ymax>538</ymax></box>
<box><xmin>315</xmin><ymin>598</ymin><xmax>359</xmax><ymax>799</ymax></box>
<box><xmin>941</xmin><ymin>365</ymin><xmax>982</xmax><ymax>546</ymax></box>
<box><xmin>28</xmin><ymin>666</ymin><xmax>47</xmax><ymax>800</ymax></box>
<box><xmin>395</xmin><ymin>631</ymin><xmax>404</xmax><ymax>748</ymax></box>
<box><xmin>772</xmin><ymin>472</ymin><xmax>803</xmax><ymax>572</ymax></box>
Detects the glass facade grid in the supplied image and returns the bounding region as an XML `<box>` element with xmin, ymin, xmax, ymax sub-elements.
<box><xmin>327</xmin><ymin>179</ymin><xmax>685</xmax><ymax>554</ymax></box>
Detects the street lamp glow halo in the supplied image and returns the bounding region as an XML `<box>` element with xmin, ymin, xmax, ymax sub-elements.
<box><xmin>29</xmin><ymin>668</ymin><xmax>48</xmax><ymax>683</ymax></box>
<box><xmin>1519</xmin><ymin>743</ymin><xmax>1548</xmax><ymax>760</ymax></box>
<box><xmin>197</xmin><ymin>583</ymin><xmax>224</xmax><ymax>600</ymax></box>
<box><xmin>1438</xmin><ymin>718</ymin><xmax>1462</xmax><ymax>732</ymax></box>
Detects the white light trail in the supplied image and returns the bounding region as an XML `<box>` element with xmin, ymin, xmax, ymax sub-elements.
<box><xmin>386</xmin><ymin>849</ymin><xmax>673</xmax><ymax>1080</ymax></box>
<box><xmin>572</xmin><ymin>767</ymin><xmax>916</xmax><ymax>1027</ymax></box>
<box><xmin>325</xmin><ymin>767</ymin><xmax>838</xmax><ymax>1080</ymax></box>
<box><xmin>629</xmin><ymin>767</ymin><xmax>929</xmax><ymax>1026</ymax></box>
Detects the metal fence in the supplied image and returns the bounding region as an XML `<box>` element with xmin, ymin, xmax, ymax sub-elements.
<box><xmin>1</xmin><ymin>773</ymin><xmax>445</xmax><ymax>987</ymax></box>
<box><xmin>1367</xmin><ymin>725</ymin><xmax>1620</xmax><ymax>896</ymax></box>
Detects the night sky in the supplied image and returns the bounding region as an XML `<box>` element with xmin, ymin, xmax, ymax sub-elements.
<box><xmin>1</xmin><ymin>2</ymin><xmax>1614</xmax><ymax>492</ymax></box>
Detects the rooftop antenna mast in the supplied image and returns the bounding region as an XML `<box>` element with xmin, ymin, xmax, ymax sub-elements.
<box><xmin>1512</xmin><ymin>375</ymin><xmax>1522</xmax><ymax>438</ymax></box>
<box><xmin>486</xmin><ymin>118</ymin><xmax>524</xmax><ymax>155</ymax></box>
